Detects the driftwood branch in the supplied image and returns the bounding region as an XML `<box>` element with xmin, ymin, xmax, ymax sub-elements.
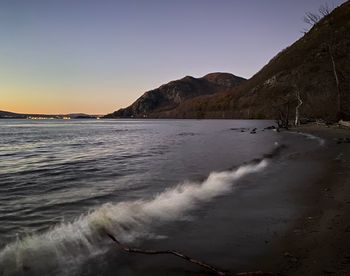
<box><xmin>106</xmin><ymin>232</ymin><xmax>228</xmax><ymax>275</ymax></box>
<box><xmin>106</xmin><ymin>232</ymin><xmax>278</xmax><ymax>276</ymax></box>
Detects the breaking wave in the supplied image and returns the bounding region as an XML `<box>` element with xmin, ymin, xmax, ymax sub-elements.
<box><xmin>0</xmin><ymin>158</ymin><xmax>270</xmax><ymax>276</ymax></box>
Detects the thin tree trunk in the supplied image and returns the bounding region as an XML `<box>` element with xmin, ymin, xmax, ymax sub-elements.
<box><xmin>328</xmin><ymin>44</ymin><xmax>341</xmax><ymax>116</ymax></box>
<box><xmin>295</xmin><ymin>89</ymin><xmax>303</xmax><ymax>126</ymax></box>
<box><xmin>285</xmin><ymin>102</ymin><xmax>290</xmax><ymax>129</ymax></box>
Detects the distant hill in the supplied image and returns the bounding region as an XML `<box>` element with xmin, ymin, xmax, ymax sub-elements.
<box><xmin>105</xmin><ymin>73</ymin><xmax>246</xmax><ymax>118</ymax></box>
<box><xmin>67</xmin><ymin>113</ymin><xmax>95</xmax><ymax>119</ymax></box>
<box><xmin>0</xmin><ymin>110</ymin><xmax>26</xmax><ymax>119</ymax></box>
<box><xmin>0</xmin><ymin>110</ymin><xmax>97</xmax><ymax>119</ymax></box>
<box><xmin>106</xmin><ymin>1</ymin><xmax>350</xmax><ymax>121</ymax></box>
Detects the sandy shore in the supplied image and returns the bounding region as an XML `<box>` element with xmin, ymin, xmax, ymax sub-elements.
<box><xmin>259</xmin><ymin>123</ymin><xmax>350</xmax><ymax>275</ymax></box>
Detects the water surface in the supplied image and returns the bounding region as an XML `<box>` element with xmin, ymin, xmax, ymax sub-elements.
<box><xmin>0</xmin><ymin>119</ymin><xmax>324</xmax><ymax>275</ymax></box>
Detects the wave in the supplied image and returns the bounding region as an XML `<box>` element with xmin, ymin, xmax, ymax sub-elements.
<box><xmin>0</xmin><ymin>157</ymin><xmax>271</xmax><ymax>276</ymax></box>
<box><xmin>289</xmin><ymin>131</ymin><xmax>325</xmax><ymax>146</ymax></box>
<box><xmin>299</xmin><ymin>132</ymin><xmax>325</xmax><ymax>146</ymax></box>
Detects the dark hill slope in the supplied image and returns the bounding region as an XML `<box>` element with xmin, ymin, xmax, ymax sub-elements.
<box><xmin>105</xmin><ymin>73</ymin><xmax>246</xmax><ymax>118</ymax></box>
<box><xmin>106</xmin><ymin>1</ymin><xmax>349</xmax><ymax>120</ymax></box>
<box><xmin>0</xmin><ymin>110</ymin><xmax>26</xmax><ymax>119</ymax></box>
<box><xmin>167</xmin><ymin>1</ymin><xmax>350</xmax><ymax>120</ymax></box>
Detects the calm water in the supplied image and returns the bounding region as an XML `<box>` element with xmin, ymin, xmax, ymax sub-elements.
<box><xmin>0</xmin><ymin>119</ymin><xmax>325</xmax><ymax>276</ymax></box>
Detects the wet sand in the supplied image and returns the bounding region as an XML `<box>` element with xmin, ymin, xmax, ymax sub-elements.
<box><xmin>258</xmin><ymin>123</ymin><xmax>350</xmax><ymax>275</ymax></box>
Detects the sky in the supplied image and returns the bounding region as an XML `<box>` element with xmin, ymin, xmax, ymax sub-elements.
<box><xmin>0</xmin><ymin>0</ymin><xmax>346</xmax><ymax>114</ymax></box>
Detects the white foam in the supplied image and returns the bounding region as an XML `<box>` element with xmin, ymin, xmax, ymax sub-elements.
<box><xmin>0</xmin><ymin>159</ymin><xmax>268</xmax><ymax>276</ymax></box>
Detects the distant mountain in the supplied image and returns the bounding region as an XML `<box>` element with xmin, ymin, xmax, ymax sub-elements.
<box><xmin>0</xmin><ymin>110</ymin><xmax>26</xmax><ymax>119</ymax></box>
<box><xmin>106</xmin><ymin>1</ymin><xmax>350</xmax><ymax>121</ymax></box>
<box><xmin>0</xmin><ymin>110</ymin><xmax>97</xmax><ymax>119</ymax></box>
<box><xmin>67</xmin><ymin>113</ymin><xmax>96</xmax><ymax>119</ymax></box>
<box><xmin>105</xmin><ymin>73</ymin><xmax>246</xmax><ymax>118</ymax></box>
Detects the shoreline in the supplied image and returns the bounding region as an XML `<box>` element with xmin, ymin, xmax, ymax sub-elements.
<box><xmin>259</xmin><ymin>123</ymin><xmax>350</xmax><ymax>275</ymax></box>
<box><xmin>1</xmin><ymin>120</ymin><xmax>349</xmax><ymax>275</ymax></box>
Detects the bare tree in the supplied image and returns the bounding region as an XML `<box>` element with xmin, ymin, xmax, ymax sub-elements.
<box><xmin>303</xmin><ymin>3</ymin><xmax>333</xmax><ymax>30</ymax></box>
<box><xmin>303</xmin><ymin>12</ymin><xmax>321</xmax><ymax>27</ymax></box>
<box><xmin>319</xmin><ymin>3</ymin><xmax>332</xmax><ymax>16</ymax></box>
<box><xmin>327</xmin><ymin>44</ymin><xmax>341</xmax><ymax>117</ymax></box>
<box><xmin>294</xmin><ymin>88</ymin><xmax>303</xmax><ymax>126</ymax></box>
<box><xmin>273</xmin><ymin>95</ymin><xmax>291</xmax><ymax>130</ymax></box>
<box><xmin>303</xmin><ymin>3</ymin><xmax>342</xmax><ymax>119</ymax></box>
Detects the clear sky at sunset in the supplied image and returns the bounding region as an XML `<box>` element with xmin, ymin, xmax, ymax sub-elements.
<box><xmin>0</xmin><ymin>0</ymin><xmax>346</xmax><ymax>114</ymax></box>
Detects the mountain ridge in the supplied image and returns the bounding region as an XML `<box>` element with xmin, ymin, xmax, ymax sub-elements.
<box><xmin>105</xmin><ymin>73</ymin><xmax>246</xmax><ymax>118</ymax></box>
<box><xmin>106</xmin><ymin>1</ymin><xmax>350</xmax><ymax>121</ymax></box>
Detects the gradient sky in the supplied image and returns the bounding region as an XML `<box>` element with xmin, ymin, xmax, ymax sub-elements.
<box><xmin>0</xmin><ymin>0</ymin><xmax>346</xmax><ymax>114</ymax></box>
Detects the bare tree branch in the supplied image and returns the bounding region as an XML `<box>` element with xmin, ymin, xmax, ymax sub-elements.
<box><xmin>303</xmin><ymin>12</ymin><xmax>321</xmax><ymax>26</ymax></box>
<box><xmin>319</xmin><ymin>3</ymin><xmax>332</xmax><ymax>16</ymax></box>
<box><xmin>303</xmin><ymin>3</ymin><xmax>334</xmax><ymax>31</ymax></box>
<box><xmin>106</xmin><ymin>232</ymin><xmax>278</xmax><ymax>276</ymax></box>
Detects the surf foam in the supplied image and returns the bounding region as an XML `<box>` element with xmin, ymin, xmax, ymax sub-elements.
<box><xmin>0</xmin><ymin>159</ymin><xmax>268</xmax><ymax>276</ymax></box>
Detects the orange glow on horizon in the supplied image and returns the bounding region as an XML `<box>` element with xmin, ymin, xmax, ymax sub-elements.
<box><xmin>1</xmin><ymin>104</ymin><xmax>115</xmax><ymax>115</ymax></box>
<box><xmin>0</xmin><ymin>84</ymin><xmax>138</xmax><ymax>115</ymax></box>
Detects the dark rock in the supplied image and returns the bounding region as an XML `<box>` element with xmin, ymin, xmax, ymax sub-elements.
<box><xmin>336</xmin><ymin>138</ymin><xmax>350</xmax><ymax>144</ymax></box>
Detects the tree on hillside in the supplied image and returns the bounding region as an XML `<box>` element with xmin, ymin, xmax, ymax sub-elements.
<box><xmin>303</xmin><ymin>3</ymin><xmax>332</xmax><ymax>29</ymax></box>
<box><xmin>294</xmin><ymin>85</ymin><xmax>303</xmax><ymax>126</ymax></box>
<box><xmin>272</xmin><ymin>93</ymin><xmax>292</xmax><ymax>129</ymax></box>
<box><xmin>303</xmin><ymin>3</ymin><xmax>342</xmax><ymax>120</ymax></box>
